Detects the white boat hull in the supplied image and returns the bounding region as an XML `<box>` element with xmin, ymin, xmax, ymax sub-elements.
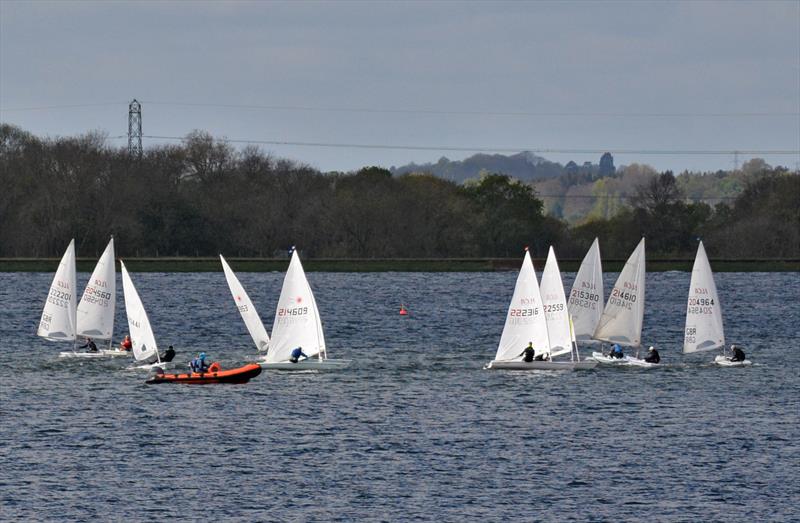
<box><xmin>591</xmin><ymin>352</ymin><xmax>628</xmax><ymax>365</ymax></box>
<box><xmin>624</xmin><ymin>355</ymin><xmax>660</xmax><ymax>368</ymax></box>
<box><xmin>486</xmin><ymin>360</ymin><xmax>598</xmax><ymax>371</ymax></box>
<box><xmin>260</xmin><ymin>359</ymin><xmax>352</xmax><ymax>371</ymax></box>
<box><xmin>714</xmin><ymin>355</ymin><xmax>752</xmax><ymax>367</ymax></box>
<box><xmin>59</xmin><ymin>349</ymin><xmax>131</xmax><ymax>359</ymax></box>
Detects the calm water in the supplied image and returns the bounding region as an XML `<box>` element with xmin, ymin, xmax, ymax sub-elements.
<box><xmin>1</xmin><ymin>271</ymin><xmax>798</xmax><ymax>522</ymax></box>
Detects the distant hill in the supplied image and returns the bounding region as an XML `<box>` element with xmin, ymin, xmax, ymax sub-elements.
<box><xmin>390</xmin><ymin>151</ymin><xmax>568</xmax><ymax>183</ymax></box>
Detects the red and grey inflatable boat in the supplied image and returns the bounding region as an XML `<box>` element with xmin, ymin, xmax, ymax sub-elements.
<box><xmin>146</xmin><ymin>362</ymin><xmax>262</xmax><ymax>384</ymax></box>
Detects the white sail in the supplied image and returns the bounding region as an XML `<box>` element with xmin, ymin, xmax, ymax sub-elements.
<box><xmin>220</xmin><ymin>255</ymin><xmax>271</xmax><ymax>351</ymax></box>
<box><xmin>684</xmin><ymin>241</ymin><xmax>725</xmax><ymax>354</ymax></box>
<box><xmin>568</xmin><ymin>238</ymin><xmax>604</xmax><ymax>342</ymax></box>
<box><xmin>266</xmin><ymin>250</ymin><xmax>326</xmax><ymax>363</ymax></box>
<box><xmin>593</xmin><ymin>238</ymin><xmax>645</xmax><ymax>347</ymax></box>
<box><xmin>494</xmin><ymin>250</ymin><xmax>550</xmax><ymax>361</ymax></box>
<box><xmin>77</xmin><ymin>237</ymin><xmax>116</xmax><ymax>341</ymax></box>
<box><xmin>37</xmin><ymin>239</ymin><xmax>77</xmax><ymax>342</ymax></box>
<box><xmin>120</xmin><ymin>261</ymin><xmax>159</xmax><ymax>362</ymax></box>
<box><xmin>540</xmin><ymin>247</ymin><xmax>573</xmax><ymax>358</ymax></box>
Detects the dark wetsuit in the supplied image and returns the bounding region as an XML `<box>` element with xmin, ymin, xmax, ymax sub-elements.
<box><xmin>521</xmin><ymin>346</ymin><xmax>535</xmax><ymax>362</ymax></box>
<box><xmin>79</xmin><ymin>340</ymin><xmax>98</xmax><ymax>352</ymax></box>
<box><xmin>644</xmin><ymin>350</ymin><xmax>660</xmax><ymax>364</ymax></box>
<box><xmin>161</xmin><ymin>347</ymin><xmax>176</xmax><ymax>362</ymax></box>
<box><xmin>730</xmin><ymin>347</ymin><xmax>746</xmax><ymax>362</ymax></box>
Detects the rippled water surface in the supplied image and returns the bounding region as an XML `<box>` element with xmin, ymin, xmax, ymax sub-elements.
<box><xmin>1</xmin><ymin>270</ymin><xmax>798</xmax><ymax>521</ymax></box>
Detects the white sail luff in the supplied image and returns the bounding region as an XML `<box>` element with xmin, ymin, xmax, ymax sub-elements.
<box><xmin>267</xmin><ymin>251</ymin><xmax>325</xmax><ymax>363</ymax></box>
<box><xmin>38</xmin><ymin>239</ymin><xmax>78</xmax><ymax>342</ymax></box>
<box><xmin>592</xmin><ymin>238</ymin><xmax>645</xmax><ymax>347</ymax></box>
<box><xmin>220</xmin><ymin>255</ymin><xmax>271</xmax><ymax>351</ymax></box>
<box><xmin>77</xmin><ymin>237</ymin><xmax>116</xmax><ymax>341</ymax></box>
<box><xmin>120</xmin><ymin>261</ymin><xmax>159</xmax><ymax>361</ymax></box>
<box><xmin>494</xmin><ymin>251</ymin><xmax>550</xmax><ymax>361</ymax></box>
<box><xmin>683</xmin><ymin>241</ymin><xmax>725</xmax><ymax>354</ymax></box>
<box><xmin>540</xmin><ymin>247</ymin><xmax>573</xmax><ymax>358</ymax></box>
<box><xmin>568</xmin><ymin>238</ymin><xmax>604</xmax><ymax>342</ymax></box>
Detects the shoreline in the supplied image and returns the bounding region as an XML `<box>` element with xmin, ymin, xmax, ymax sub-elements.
<box><xmin>1</xmin><ymin>257</ymin><xmax>797</xmax><ymax>272</ymax></box>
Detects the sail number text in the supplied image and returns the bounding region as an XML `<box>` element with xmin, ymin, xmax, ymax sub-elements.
<box><xmin>278</xmin><ymin>306</ymin><xmax>308</xmax><ymax>317</ymax></box>
<box><xmin>569</xmin><ymin>289</ymin><xmax>600</xmax><ymax>310</ymax></box>
<box><xmin>82</xmin><ymin>285</ymin><xmax>111</xmax><ymax>307</ymax></box>
<box><xmin>47</xmin><ymin>288</ymin><xmax>72</xmax><ymax>308</ymax></box>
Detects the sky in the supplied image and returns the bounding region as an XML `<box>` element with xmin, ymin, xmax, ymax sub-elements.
<box><xmin>1</xmin><ymin>0</ymin><xmax>798</xmax><ymax>173</ymax></box>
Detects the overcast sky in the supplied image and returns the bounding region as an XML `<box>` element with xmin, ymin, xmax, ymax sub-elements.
<box><xmin>1</xmin><ymin>0</ymin><xmax>798</xmax><ymax>172</ymax></box>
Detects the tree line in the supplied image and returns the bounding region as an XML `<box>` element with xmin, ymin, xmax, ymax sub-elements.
<box><xmin>1</xmin><ymin>123</ymin><xmax>797</xmax><ymax>260</ymax></box>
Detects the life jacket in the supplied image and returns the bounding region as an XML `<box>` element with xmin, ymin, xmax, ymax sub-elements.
<box><xmin>208</xmin><ymin>362</ymin><xmax>221</xmax><ymax>373</ymax></box>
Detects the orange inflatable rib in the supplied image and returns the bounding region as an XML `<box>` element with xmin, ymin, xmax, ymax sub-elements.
<box><xmin>146</xmin><ymin>363</ymin><xmax>262</xmax><ymax>385</ymax></box>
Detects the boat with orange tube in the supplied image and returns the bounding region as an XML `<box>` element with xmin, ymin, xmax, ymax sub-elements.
<box><xmin>146</xmin><ymin>362</ymin><xmax>262</xmax><ymax>384</ymax></box>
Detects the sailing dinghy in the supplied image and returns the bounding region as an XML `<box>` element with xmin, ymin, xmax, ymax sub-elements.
<box><xmin>486</xmin><ymin>248</ymin><xmax>596</xmax><ymax>370</ymax></box>
<box><xmin>38</xmin><ymin>240</ymin><xmax>78</xmax><ymax>353</ymax></box>
<box><xmin>591</xmin><ymin>238</ymin><xmax>656</xmax><ymax>367</ymax></box>
<box><xmin>120</xmin><ymin>261</ymin><xmax>164</xmax><ymax>368</ymax></box>
<box><xmin>61</xmin><ymin>238</ymin><xmax>128</xmax><ymax>358</ymax></box>
<box><xmin>220</xmin><ymin>255</ymin><xmax>270</xmax><ymax>352</ymax></box>
<box><xmin>260</xmin><ymin>250</ymin><xmax>350</xmax><ymax>370</ymax></box>
<box><xmin>684</xmin><ymin>242</ymin><xmax>750</xmax><ymax>366</ymax></box>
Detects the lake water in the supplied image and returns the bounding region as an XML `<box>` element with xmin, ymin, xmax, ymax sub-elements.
<box><xmin>1</xmin><ymin>271</ymin><xmax>798</xmax><ymax>521</ymax></box>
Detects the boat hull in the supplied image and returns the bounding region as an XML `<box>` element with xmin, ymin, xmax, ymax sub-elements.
<box><xmin>486</xmin><ymin>360</ymin><xmax>598</xmax><ymax>370</ymax></box>
<box><xmin>59</xmin><ymin>349</ymin><xmax>131</xmax><ymax>358</ymax></box>
<box><xmin>146</xmin><ymin>363</ymin><xmax>262</xmax><ymax>384</ymax></box>
<box><xmin>714</xmin><ymin>355</ymin><xmax>752</xmax><ymax>367</ymax></box>
<box><xmin>591</xmin><ymin>352</ymin><xmax>629</xmax><ymax>365</ymax></box>
<box><xmin>624</xmin><ymin>356</ymin><xmax>660</xmax><ymax>368</ymax></box>
<box><xmin>260</xmin><ymin>359</ymin><xmax>352</xmax><ymax>371</ymax></box>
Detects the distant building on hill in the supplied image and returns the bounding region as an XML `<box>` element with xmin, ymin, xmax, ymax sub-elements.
<box><xmin>565</xmin><ymin>161</ymin><xmax>579</xmax><ymax>175</ymax></box>
<box><xmin>599</xmin><ymin>152</ymin><xmax>615</xmax><ymax>177</ymax></box>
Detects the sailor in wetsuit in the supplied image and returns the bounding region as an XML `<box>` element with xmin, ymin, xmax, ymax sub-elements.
<box><xmin>609</xmin><ymin>344</ymin><xmax>624</xmax><ymax>359</ymax></box>
<box><xmin>79</xmin><ymin>337</ymin><xmax>98</xmax><ymax>353</ymax></box>
<box><xmin>289</xmin><ymin>347</ymin><xmax>308</xmax><ymax>363</ymax></box>
<box><xmin>161</xmin><ymin>345</ymin><xmax>176</xmax><ymax>362</ymax></box>
<box><xmin>729</xmin><ymin>345</ymin><xmax>746</xmax><ymax>362</ymax></box>
<box><xmin>644</xmin><ymin>346</ymin><xmax>660</xmax><ymax>364</ymax></box>
<box><xmin>519</xmin><ymin>342</ymin><xmax>535</xmax><ymax>362</ymax></box>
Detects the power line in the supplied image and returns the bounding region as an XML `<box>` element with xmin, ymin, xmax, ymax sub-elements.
<box><xmin>138</xmin><ymin>135</ymin><xmax>800</xmax><ymax>156</ymax></box>
<box><xmin>0</xmin><ymin>102</ymin><xmax>126</xmax><ymax>112</ymax></box>
<box><xmin>138</xmin><ymin>100</ymin><xmax>800</xmax><ymax>118</ymax></box>
<box><xmin>6</xmin><ymin>100</ymin><xmax>795</xmax><ymax>119</ymax></box>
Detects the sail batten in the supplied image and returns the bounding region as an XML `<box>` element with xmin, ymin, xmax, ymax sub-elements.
<box><xmin>593</xmin><ymin>238</ymin><xmax>645</xmax><ymax>347</ymax></box>
<box><xmin>220</xmin><ymin>255</ymin><xmax>271</xmax><ymax>351</ymax></box>
<box><xmin>683</xmin><ymin>242</ymin><xmax>725</xmax><ymax>354</ymax></box>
